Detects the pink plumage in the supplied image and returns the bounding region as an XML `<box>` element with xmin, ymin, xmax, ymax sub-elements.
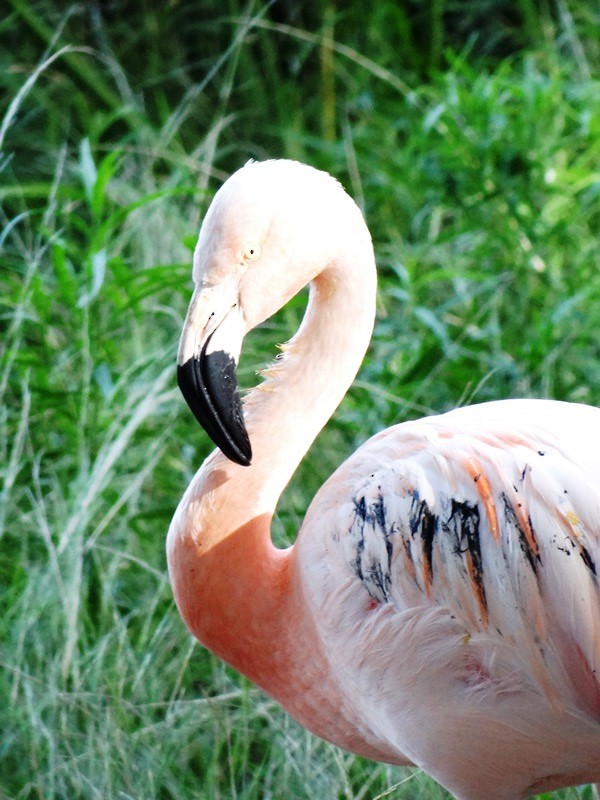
<box><xmin>168</xmin><ymin>160</ymin><xmax>600</xmax><ymax>800</ymax></box>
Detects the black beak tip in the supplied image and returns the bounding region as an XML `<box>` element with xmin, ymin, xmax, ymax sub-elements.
<box><xmin>177</xmin><ymin>355</ymin><xmax>252</xmax><ymax>467</ymax></box>
<box><xmin>234</xmin><ymin>447</ymin><xmax>252</xmax><ymax>468</ymax></box>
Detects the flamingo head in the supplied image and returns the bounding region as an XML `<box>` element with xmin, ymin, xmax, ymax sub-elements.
<box><xmin>176</xmin><ymin>159</ymin><xmax>366</xmax><ymax>466</ymax></box>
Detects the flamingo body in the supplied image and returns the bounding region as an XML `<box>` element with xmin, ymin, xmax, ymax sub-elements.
<box><xmin>298</xmin><ymin>399</ymin><xmax>600</xmax><ymax>797</ymax></box>
<box><xmin>168</xmin><ymin>159</ymin><xmax>600</xmax><ymax>799</ymax></box>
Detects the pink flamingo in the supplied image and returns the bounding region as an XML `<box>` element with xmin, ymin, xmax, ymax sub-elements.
<box><xmin>168</xmin><ymin>159</ymin><xmax>600</xmax><ymax>800</ymax></box>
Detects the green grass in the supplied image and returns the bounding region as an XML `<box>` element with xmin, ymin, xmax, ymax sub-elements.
<box><xmin>1</xmin><ymin>2</ymin><xmax>600</xmax><ymax>798</ymax></box>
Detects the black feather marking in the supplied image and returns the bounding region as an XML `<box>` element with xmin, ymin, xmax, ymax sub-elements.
<box><xmin>580</xmin><ymin>544</ymin><xmax>597</xmax><ymax>576</ymax></box>
<box><xmin>500</xmin><ymin>492</ymin><xmax>541</xmax><ymax>575</ymax></box>
<box><xmin>409</xmin><ymin>491</ymin><xmax>437</xmax><ymax>591</ymax></box>
<box><xmin>349</xmin><ymin>491</ymin><xmax>395</xmax><ymax>603</ymax></box>
<box><xmin>445</xmin><ymin>499</ymin><xmax>487</xmax><ymax>619</ymax></box>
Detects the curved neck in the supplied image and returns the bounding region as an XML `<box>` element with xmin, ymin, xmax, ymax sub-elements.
<box><xmin>167</xmin><ymin>238</ymin><xmax>380</xmax><ymax>753</ymax></box>
<box><xmin>237</xmin><ymin>252</ymin><xmax>377</xmax><ymax>519</ymax></box>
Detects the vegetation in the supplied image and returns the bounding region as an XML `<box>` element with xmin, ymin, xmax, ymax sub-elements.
<box><xmin>1</xmin><ymin>1</ymin><xmax>599</xmax><ymax>798</ymax></box>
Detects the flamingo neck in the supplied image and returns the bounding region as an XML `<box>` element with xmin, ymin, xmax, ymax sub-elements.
<box><xmin>242</xmin><ymin>252</ymin><xmax>377</xmax><ymax>512</ymax></box>
<box><xmin>168</xmin><ymin>238</ymin><xmax>380</xmax><ymax>752</ymax></box>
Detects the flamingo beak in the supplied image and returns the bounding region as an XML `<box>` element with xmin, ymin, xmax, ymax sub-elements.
<box><xmin>177</xmin><ymin>284</ymin><xmax>252</xmax><ymax>467</ymax></box>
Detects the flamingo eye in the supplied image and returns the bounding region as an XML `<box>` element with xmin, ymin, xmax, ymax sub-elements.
<box><xmin>243</xmin><ymin>244</ymin><xmax>261</xmax><ymax>261</ymax></box>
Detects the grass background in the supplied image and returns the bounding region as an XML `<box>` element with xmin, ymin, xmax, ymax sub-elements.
<box><xmin>1</xmin><ymin>1</ymin><xmax>600</xmax><ymax>798</ymax></box>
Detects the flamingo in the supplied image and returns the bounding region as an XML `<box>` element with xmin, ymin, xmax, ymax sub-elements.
<box><xmin>167</xmin><ymin>159</ymin><xmax>600</xmax><ymax>800</ymax></box>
